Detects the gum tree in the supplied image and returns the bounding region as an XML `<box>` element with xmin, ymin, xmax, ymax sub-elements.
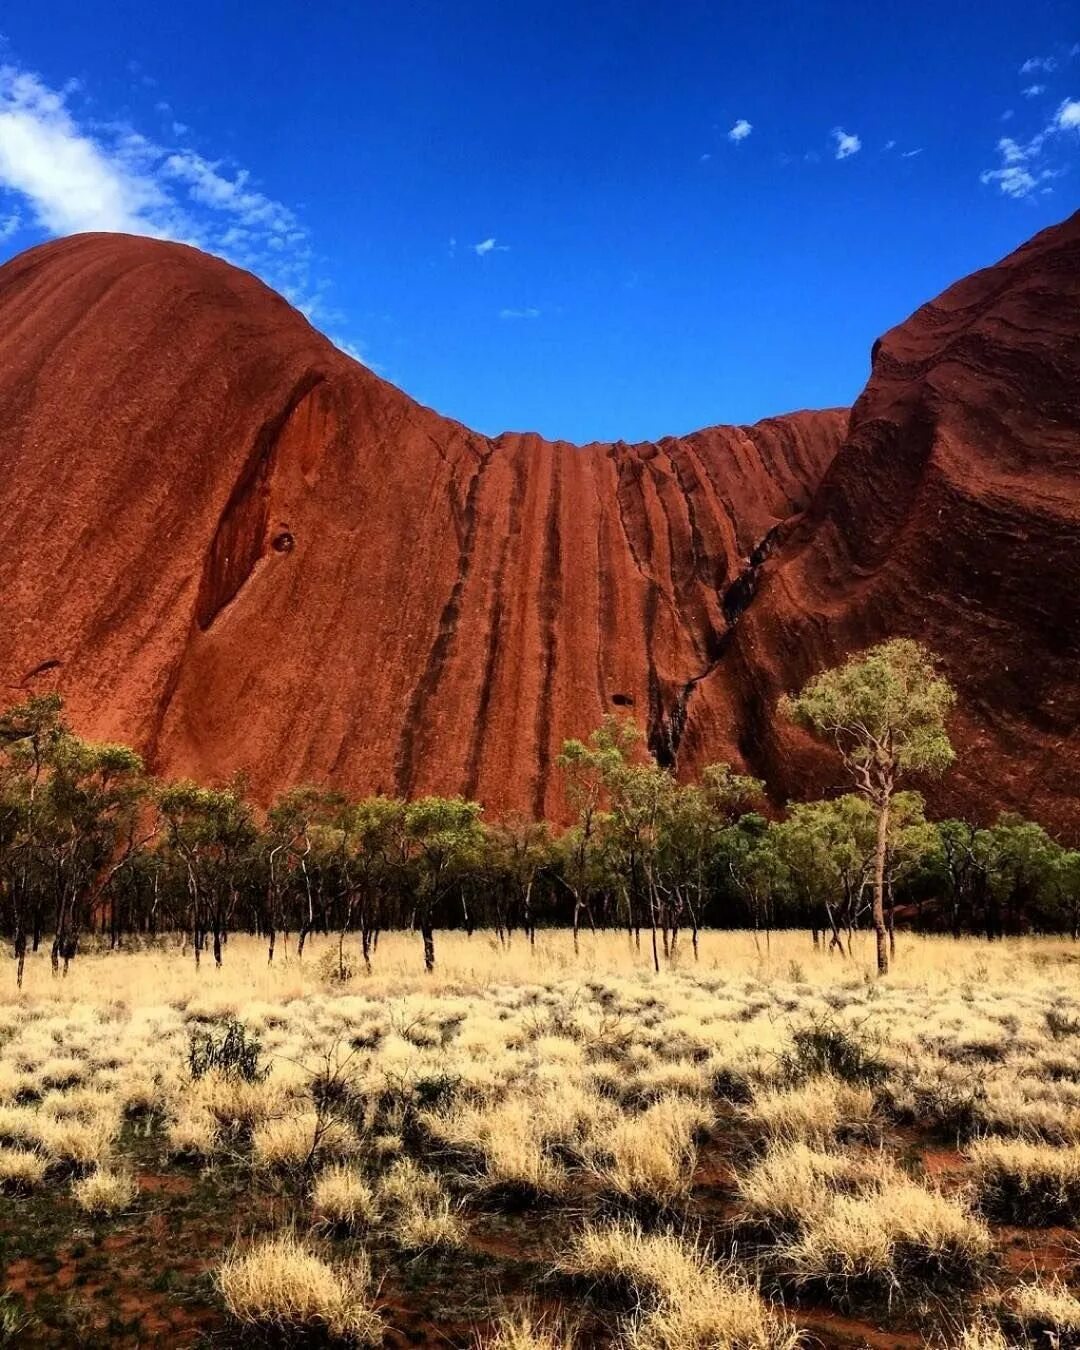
<box><xmin>781</xmin><ymin>639</ymin><xmax>955</xmax><ymax>974</ymax></box>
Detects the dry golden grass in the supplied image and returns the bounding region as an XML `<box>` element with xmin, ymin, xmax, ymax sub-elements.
<box><xmin>4</xmin><ymin>931</ymin><xmax>1080</xmax><ymax>1342</ymax></box>
<box><xmin>559</xmin><ymin>1221</ymin><xmax>800</xmax><ymax>1349</ymax></box>
<box><xmin>479</xmin><ymin>1310</ymin><xmax>576</xmax><ymax>1349</ymax></box>
<box><xmin>743</xmin><ymin>1077</ymin><xmax>876</xmax><ymax>1147</ymax></box>
<box><xmin>954</xmin><ymin>1317</ymin><xmax>1011</xmax><ymax>1350</ymax></box>
<box><xmin>71</xmin><ymin>1166</ymin><xmax>137</xmax><ymax>1216</ymax></box>
<box><xmin>216</xmin><ymin>1232</ymin><xmax>383</xmax><ymax>1343</ymax></box>
<box><xmin>1000</xmin><ymin>1275</ymin><xmax>1080</xmax><ymax>1342</ymax></box>
<box><xmin>969</xmin><ymin>1137</ymin><xmax>1080</xmax><ymax>1224</ymax></box>
<box><xmin>423</xmin><ymin>1095</ymin><xmax>569</xmax><ymax>1197</ymax></box>
<box><xmin>0</xmin><ymin>1144</ymin><xmax>47</xmax><ymax>1192</ymax></box>
<box><xmin>735</xmin><ymin>1141</ymin><xmax>898</xmax><ymax>1231</ymax></box>
<box><xmin>312</xmin><ymin>1164</ymin><xmax>382</xmax><ymax>1233</ymax></box>
<box><xmin>779</xmin><ymin>1179</ymin><xmax>992</xmax><ymax>1292</ymax></box>
<box><xmin>587</xmin><ymin>1094</ymin><xmax>711</xmax><ymax>1205</ymax></box>
<box><xmin>251</xmin><ymin>1109</ymin><xmax>357</xmax><ymax>1171</ymax></box>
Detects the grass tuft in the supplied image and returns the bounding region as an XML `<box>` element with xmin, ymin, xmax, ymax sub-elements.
<box><xmin>216</xmin><ymin>1231</ymin><xmax>384</xmax><ymax>1344</ymax></box>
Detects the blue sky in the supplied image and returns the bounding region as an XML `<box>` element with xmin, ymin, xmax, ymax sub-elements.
<box><xmin>0</xmin><ymin>2</ymin><xmax>1078</xmax><ymax>443</ymax></box>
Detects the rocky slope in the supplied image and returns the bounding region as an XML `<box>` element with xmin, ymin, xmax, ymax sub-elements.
<box><xmin>0</xmin><ymin>217</ymin><xmax>1076</xmax><ymax>827</ymax></box>
<box><xmin>684</xmin><ymin>210</ymin><xmax>1080</xmax><ymax>832</ymax></box>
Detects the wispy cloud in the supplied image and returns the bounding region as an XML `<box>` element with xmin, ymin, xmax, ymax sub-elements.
<box><xmin>727</xmin><ymin>118</ymin><xmax>752</xmax><ymax>143</ymax></box>
<box><xmin>473</xmin><ymin>236</ymin><xmax>509</xmax><ymax>256</ymax></box>
<box><xmin>499</xmin><ymin>306</ymin><xmax>540</xmax><ymax>320</ymax></box>
<box><xmin>0</xmin><ymin>56</ymin><xmax>346</xmax><ymax>333</ymax></box>
<box><xmin>831</xmin><ymin>127</ymin><xmax>861</xmax><ymax>159</ymax></box>
<box><xmin>901</xmin><ymin>148</ymin><xmax>924</xmax><ymax>158</ymax></box>
<box><xmin>980</xmin><ymin>93</ymin><xmax>1080</xmax><ymax>198</ymax></box>
<box><xmin>1020</xmin><ymin>55</ymin><xmax>1057</xmax><ymax>74</ymax></box>
<box><xmin>1023</xmin><ymin>84</ymin><xmax>1046</xmax><ymax>98</ymax></box>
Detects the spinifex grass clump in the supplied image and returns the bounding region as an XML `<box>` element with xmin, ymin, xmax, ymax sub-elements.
<box><xmin>777</xmin><ymin>1179</ymin><xmax>992</xmax><ymax>1302</ymax></box>
<box><xmin>969</xmin><ymin>1138</ymin><xmax>1080</xmax><ymax>1224</ymax></box>
<box><xmin>559</xmin><ymin>1221</ymin><xmax>801</xmax><ymax>1350</ymax></box>
<box><xmin>216</xmin><ymin>1232</ymin><xmax>384</xmax><ymax>1345</ymax></box>
<box><xmin>998</xmin><ymin>1277</ymin><xmax>1080</xmax><ymax>1349</ymax></box>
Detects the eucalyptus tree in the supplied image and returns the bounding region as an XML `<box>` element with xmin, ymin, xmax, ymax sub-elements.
<box><xmin>403</xmin><ymin>795</ymin><xmax>485</xmax><ymax>972</ymax></box>
<box><xmin>557</xmin><ymin>716</ymin><xmax>640</xmax><ymax>952</ymax></box>
<box><xmin>782</xmin><ymin>639</ymin><xmax>955</xmax><ymax>974</ymax></box>
<box><xmin>43</xmin><ymin>735</ymin><xmax>150</xmax><ymax>973</ymax></box>
<box><xmin>0</xmin><ymin>694</ymin><xmax>66</xmax><ymax>985</ymax></box>
<box><xmin>157</xmin><ymin>780</ymin><xmax>257</xmax><ymax>967</ymax></box>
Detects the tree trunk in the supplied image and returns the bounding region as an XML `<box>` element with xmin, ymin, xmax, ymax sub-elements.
<box><xmin>873</xmin><ymin>793</ymin><xmax>891</xmax><ymax>976</ymax></box>
<box><xmin>421</xmin><ymin>922</ymin><xmax>436</xmax><ymax>973</ymax></box>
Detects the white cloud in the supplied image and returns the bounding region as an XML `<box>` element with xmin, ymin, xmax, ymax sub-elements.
<box><xmin>699</xmin><ymin>152</ymin><xmax>711</xmax><ymax>162</ymax></box>
<box><xmin>499</xmin><ymin>306</ymin><xmax>540</xmax><ymax>319</ymax></box>
<box><xmin>1020</xmin><ymin>55</ymin><xmax>1057</xmax><ymax>74</ymax></box>
<box><xmin>901</xmin><ymin>148</ymin><xmax>923</xmax><ymax>158</ymax></box>
<box><xmin>162</xmin><ymin>149</ymin><xmax>299</xmax><ymax>236</ymax></box>
<box><xmin>980</xmin><ymin>163</ymin><xmax>1041</xmax><ymax>197</ymax></box>
<box><xmin>831</xmin><ymin>127</ymin><xmax>861</xmax><ymax>159</ymax></box>
<box><xmin>1056</xmin><ymin>97</ymin><xmax>1080</xmax><ymax>129</ymax></box>
<box><xmin>473</xmin><ymin>236</ymin><xmax>508</xmax><ymax>256</ymax></box>
<box><xmin>0</xmin><ymin>65</ymin><xmax>177</xmax><ymax>236</ymax></box>
<box><xmin>1001</xmin><ymin>108</ymin><xmax>1015</xmax><ymax>121</ymax></box>
<box><xmin>727</xmin><ymin>118</ymin><xmax>752</xmax><ymax>143</ymax></box>
<box><xmin>979</xmin><ymin>111</ymin><xmax>1070</xmax><ymax>198</ymax></box>
<box><xmin>884</xmin><ymin>139</ymin><xmax>896</xmax><ymax>150</ymax></box>
<box><xmin>1023</xmin><ymin>84</ymin><xmax>1046</xmax><ymax>97</ymax></box>
<box><xmin>0</xmin><ymin>208</ymin><xmax>20</xmax><ymax>240</ymax></box>
<box><xmin>0</xmin><ymin>57</ymin><xmax>366</xmax><ymax>356</ymax></box>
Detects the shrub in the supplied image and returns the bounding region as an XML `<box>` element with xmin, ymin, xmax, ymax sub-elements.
<box><xmin>72</xmin><ymin>1167</ymin><xmax>137</xmax><ymax>1216</ymax></box>
<box><xmin>216</xmin><ymin>1232</ymin><xmax>383</xmax><ymax>1344</ymax></box>
<box><xmin>188</xmin><ymin>1020</ymin><xmax>267</xmax><ymax>1084</ymax></box>
<box><xmin>969</xmin><ymin>1137</ymin><xmax>1080</xmax><ymax>1224</ymax></box>
<box><xmin>780</xmin><ymin>1017</ymin><xmax>888</xmax><ymax>1088</ymax></box>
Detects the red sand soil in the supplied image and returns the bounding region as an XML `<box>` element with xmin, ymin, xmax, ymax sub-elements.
<box><xmin>0</xmin><ymin>215</ymin><xmax>1077</xmax><ymax>825</ymax></box>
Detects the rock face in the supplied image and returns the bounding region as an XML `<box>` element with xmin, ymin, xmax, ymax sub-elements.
<box><xmin>0</xmin><ymin>218</ymin><xmax>1077</xmax><ymax>828</ymax></box>
<box><xmin>683</xmin><ymin>210</ymin><xmax>1080</xmax><ymax>833</ymax></box>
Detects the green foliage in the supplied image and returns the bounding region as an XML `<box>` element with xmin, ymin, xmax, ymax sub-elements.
<box><xmin>781</xmin><ymin>639</ymin><xmax>956</xmax><ymax>793</ymax></box>
<box><xmin>781</xmin><ymin>1014</ymin><xmax>888</xmax><ymax>1087</ymax></box>
<box><xmin>188</xmin><ymin>1020</ymin><xmax>268</xmax><ymax>1083</ymax></box>
<box><xmin>0</xmin><ymin>690</ymin><xmax>1072</xmax><ymax>981</ymax></box>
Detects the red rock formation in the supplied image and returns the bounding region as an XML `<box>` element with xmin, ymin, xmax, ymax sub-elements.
<box><xmin>0</xmin><ymin>217</ymin><xmax>1076</xmax><ymax>828</ymax></box>
<box><xmin>683</xmin><ymin>210</ymin><xmax>1080</xmax><ymax>832</ymax></box>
